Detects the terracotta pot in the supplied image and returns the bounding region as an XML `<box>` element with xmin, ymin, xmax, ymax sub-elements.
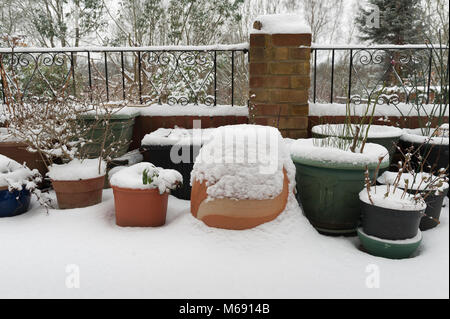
<box><xmin>191</xmin><ymin>168</ymin><xmax>289</xmax><ymax>230</ymax></box>
<box><xmin>0</xmin><ymin>141</ymin><xmax>48</xmax><ymax>176</ymax></box>
<box><xmin>52</xmin><ymin>175</ymin><xmax>105</xmax><ymax>209</ymax></box>
<box><xmin>112</xmin><ymin>186</ymin><xmax>168</xmax><ymax>227</ymax></box>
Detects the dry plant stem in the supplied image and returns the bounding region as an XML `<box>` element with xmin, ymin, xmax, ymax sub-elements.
<box><xmin>372</xmin><ymin>155</ymin><xmax>387</xmax><ymax>194</ymax></box>
<box><xmin>350</xmin><ymin>126</ymin><xmax>360</xmax><ymax>153</ymax></box>
<box><xmin>364</xmin><ymin>165</ymin><xmax>374</xmax><ymax>205</ymax></box>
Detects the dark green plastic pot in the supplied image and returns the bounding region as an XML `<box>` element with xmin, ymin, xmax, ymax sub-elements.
<box><xmin>292</xmin><ymin>155</ymin><xmax>389</xmax><ymax>235</ymax></box>
<box><xmin>357</xmin><ymin>228</ymin><xmax>422</xmax><ymax>259</ymax></box>
<box><xmin>78</xmin><ymin>112</ymin><xmax>138</xmax><ymax>159</ymax></box>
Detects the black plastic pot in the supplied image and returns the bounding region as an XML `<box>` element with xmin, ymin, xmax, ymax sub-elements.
<box><xmin>399</xmin><ymin>139</ymin><xmax>449</xmax><ymax>173</ymax></box>
<box><xmin>140</xmin><ymin>144</ymin><xmax>200</xmax><ymax>200</ymax></box>
<box><xmin>419</xmin><ymin>188</ymin><xmax>449</xmax><ymax>231</ymax></box>
<box><xmin>361</xmin><ymin>200</ymin><xmax>424</xmax><ymax>240</ymax></box>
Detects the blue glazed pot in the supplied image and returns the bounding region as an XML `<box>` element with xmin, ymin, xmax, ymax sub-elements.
<box><xmin>0</xmin><ymin>188</ymin><xmax>31</xmax><ymax>217</ymax></box>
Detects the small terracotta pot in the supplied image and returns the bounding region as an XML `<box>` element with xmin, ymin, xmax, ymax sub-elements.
<box><xmin>112</xmin><ymin>186</ymin><xmax>168</xmax><ymax>227</ymax></box>
<box><xmin>52</xmin><ymin>175</ymin><xmax>105</xmax><ymax>209</ymax></box>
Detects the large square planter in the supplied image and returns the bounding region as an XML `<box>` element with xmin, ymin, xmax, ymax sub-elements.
<box><xmin>78</xmin><ymin>111</ymin><xmax>138</xmax><ymax>159</ymax></box>
<box><xmin>140</xmin><ymin>128</ymin><xmax>215</xmax><ymax>200</ymax></box>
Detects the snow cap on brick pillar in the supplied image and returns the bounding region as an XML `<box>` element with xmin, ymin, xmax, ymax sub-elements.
<box><xmin>249</xmin><ymin>14</ymin><xmax>312</xmax><ymax>139</ymax></box>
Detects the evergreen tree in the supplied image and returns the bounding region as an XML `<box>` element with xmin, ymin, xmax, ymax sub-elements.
<box><xmin>356</xmin><ymin>0</ymin><xmax>425</xmax><ymax>44</ymax></box>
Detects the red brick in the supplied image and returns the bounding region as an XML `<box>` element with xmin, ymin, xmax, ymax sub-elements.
<box><xmin>250</xmin><ymin>62</ymin><xmax>268</xmax><ymax>75</ymax></box>
<box><xmin>289</xmin><ymin>48</ymin><xmax>311</xmax><ymax>60</ymax></box>
<box><xmin>278</xmin><ymin>116</ymin><xmax>309</xmax><ymax>129</ymax></box>
<box><xmin>270</xmin><ymin>89</ymin><xmax>308</xmax><ymax>103</ymax></box>
<box><xmin>250</xmin><ymin>34</ymin><xmax>269</xmax><ymax>47</ymax></box>
<box><xmin>250</xmin><ymin>47</ymin><xmax>271</xmax><ymax>62</ymax></box>
<box><xmin>272</xmin><ymin>47</ymin><xmax>290</xmax><ymax>60</ymax></box>
<box><xmin>272</xmin><ymin>34</ymin><xmax>311</xmax><ymax>47</ymax></box>
<box><xmin>290</xmin><ymin>76</ymin><xmax>310</xmax><ymax>89</ymax></box>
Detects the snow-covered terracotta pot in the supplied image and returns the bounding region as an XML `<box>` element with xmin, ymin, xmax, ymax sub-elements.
<box><xmin>48</xmin><ymin>159</ymin><xmax>106</xmax><ymax>209</ymax></box>
<box><xmin>112</xmin><ymin>186</ymin><xmax>169</xmax><ymax>227</ymax></box>
<box><xmin>110</xmin><ymin>163</ymin><xmax>182</xmax><ymax>227</ymax></box>
<box><xmin>290</xmin><ymin>138</ymin><xmax>390</xmax><ymax>235</ymax></box>
<box><xmin>191</xmin><ymin>168</ymin><xmax>290</xmax><ymax>230</ymax></box>
<box><xmin>190</xmin><ymin>125</ymin><xmax>296</xmax><ymax>230</ymax></box>
<box><xmin>400</xmin><ymin>126</ymin><xmax>449</xmax><ymax>173</ymax></box>
<box><xmin>312</xmin><ymin>124</ymin><xmax>402</xmax><ymax>163</ymax></box>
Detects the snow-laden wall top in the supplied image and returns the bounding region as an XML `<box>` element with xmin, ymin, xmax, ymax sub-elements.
<box><xmin>251</xmin><ymin>14</ymin><xmax>311</xmax><ymax>35</ymax></box>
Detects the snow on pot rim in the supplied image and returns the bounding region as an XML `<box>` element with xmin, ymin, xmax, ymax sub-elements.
<box><xmin>47</xmin><ymin>158</ymin><xmax>106</xmax><ymax>181</ymax></box>
<box><xmin>312</xmin><ymin>124</ymin><xmax>403</xmax><ymax>139</ymax></box>
<box><xmin>377</xmin><ymin>171</ymin><xmax>449</xmax><ymax>193</ymax></box>
<box><xmin>110</xmin><ymin>162</ymin><xmax>182</xmax><ymax>194</ymax></box>
<box><xmin>141</xmin><ymin>127</ymin><xmax>217</xmax><ymax>146</ymax></box>
<box><xmin>359</xmin><ymin>184</ymin><xmax>426</xmax><ymax>211</ymax></box>
<box><xmin>191</xmin><ymin>124</ymin><xmax>296</xmax><ymax>201</ymax></box>
<box><xmin>290</xmin><ymin>138</ymin><xmax>390</xmax><ymax>170</ymax></box>
<box><xmin>0</xmin><ymin>154</ymin><xmax>34</xmax><ymax>189</ymax></box>
<box><xmin>400</xmin><ymin>128</ymin><xmax>449</xmax><ymax>145</ymax></box>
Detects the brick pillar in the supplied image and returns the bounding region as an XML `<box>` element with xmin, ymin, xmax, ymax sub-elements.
<box><xmin>249</xmin><ymin>22</ymin><xmax>311</xmax><ymax>139</ymax></box>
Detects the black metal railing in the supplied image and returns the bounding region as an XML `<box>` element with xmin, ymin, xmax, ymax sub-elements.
<box><xmin>0</xmin><ymin>44</ymin><xmax>249</xmax><ymax>106</ymax></box>
<box><xmin>311</xmin><ymin>44</ymin><xmax>449</xmax><ymax>105</ymax></box>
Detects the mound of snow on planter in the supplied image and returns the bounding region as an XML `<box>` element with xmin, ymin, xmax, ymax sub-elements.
<box><xmin>142</xmin><ymin>127</ymin><xmax>216</xmax><ymax>146</ymax></box>
<box><xmin>252</xmin><ymin>14</ymin><xmax>311</xmax><ymax>34</ymax></box>
<box><xmin>401</xmin><ymin>128</ymin><xmax>449</xmax><ymax>145</ymax></box>
<box><xmin>359</xmin><ymin>184</ymin><xmax>427</xmax><ymax>211</ymax></box>
<box><xmin>47</xmin><ymin>158</ymin><xmax>106</xmax><ymax>181</ymax></box>
<box><xmin>378</xmin><ymin>171</ymin><xmax>449</xmax><ymax>193</ymax></box>
<box><xmin>191</xmin><ymin>125</ymin><xmax>296</xmax><ymax>201</ymax></box>
<box><xmin>312</xmin><ymin>124</ymin><xmax>403</xmax><ymax>138</ymax></box>
<box><xmin>110</xmin><ymin>162</ymin><xmax>182</xmax><ymax>194</ymax></box>
<box><xmin>0</xmin><ymin>154</ymin><xmax>35</xmax><ymax>190</ymax></box>
<box><xmin>290</xmin><ymin>138</ymin><xmax>389</xmax><ymax>167</ymax></box>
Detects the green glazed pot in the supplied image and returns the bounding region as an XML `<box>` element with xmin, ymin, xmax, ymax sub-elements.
<box><xmin>292</xmin><ymin>155</ymin><xmax>389</xmax><ymax>235</ymax></box>
<box><xmin>78</xmin><ymin>112</ymin><xmax>138</xmax><ymax>159</ymax></box>
<box><xmin>357</xmin><ymin>228</ymin><xmax>422</xmax><ymax>259</ymax></box>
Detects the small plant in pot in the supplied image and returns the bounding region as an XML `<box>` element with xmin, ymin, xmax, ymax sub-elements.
<box><xmin>356</xmin><ymin>151</ymin><xmax>443</xmax><ymax>259</ymax></box>
<box><xmin>377</xmin><ymin>147</ymin><xmax>448</xmax><ymax>231</ymax></box>
<box><xmin>110</xmin><ymin>163</ymin><xmax>182</xmax><ymax>227</ymax></box>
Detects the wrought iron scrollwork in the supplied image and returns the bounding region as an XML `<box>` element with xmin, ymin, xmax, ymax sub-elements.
<box><xmin>349</xmin><ymin>48</ymin><xmax>431</xmax><ymax>105</ymax></box>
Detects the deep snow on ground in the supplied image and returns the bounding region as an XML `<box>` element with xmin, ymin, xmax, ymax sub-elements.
<box><xmin>0</xmin><ymin>190</ymin><xmax>448</xmax><ymax>299</ymax></box>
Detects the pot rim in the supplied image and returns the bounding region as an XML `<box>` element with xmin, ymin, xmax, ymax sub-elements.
<box><xmin>111</xmin><ymin>185</ymin><xmax>169</xmax><ymax>194</ymax></box>
<box><xmin>360</xmin><ymin>198</ymin><xmax>426</xmax><ymax>214</ymax></box>
<box><xmin>51</xmin><ymin>174</ymin><xmax>106</xmax><ymax>183</ymax></box>
<box><xmin>312</xmin><ymin>124</ymin><xmax>403</xmax><ymax>139</ymax></box>
<box><xmin>291</xmin><ymin>155</ymin><xmax>390</xmax><ymax>171</ymax></box>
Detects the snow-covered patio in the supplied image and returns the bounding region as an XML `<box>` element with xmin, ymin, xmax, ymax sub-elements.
<box><xmin>1</xmin><ymin>190</ymin><xmax>448</xmax><ymax>299</ymax></box>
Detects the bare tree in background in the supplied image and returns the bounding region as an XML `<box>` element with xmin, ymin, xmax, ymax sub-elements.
<box><xmin>423</xmin><ymin>0</ymin><xmax>449</xmax><ymax>44</ymax></box>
